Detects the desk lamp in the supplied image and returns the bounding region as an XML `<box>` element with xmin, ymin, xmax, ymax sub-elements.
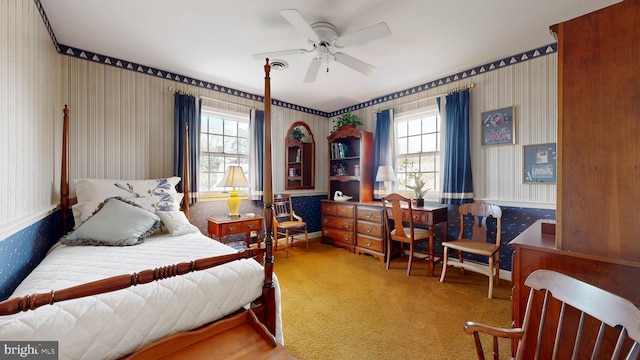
<box><xmin>217</xmin><ymin>166</ymin><xmax>250</xmax><ymax>217</ymax></box>
<box><xmin>375</xmin><ymin>165</ymin><xmax>396</xmax><ymax>197</ymax></box>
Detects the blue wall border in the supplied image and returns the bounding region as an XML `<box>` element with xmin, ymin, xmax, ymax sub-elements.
<box><xmin>0</xmin><ymin>211</ymin><xmax>63</xmax><ymax>301</ymax></box>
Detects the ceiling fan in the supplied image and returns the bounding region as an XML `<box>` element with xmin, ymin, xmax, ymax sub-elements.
<box><xmin>252</xmin><ymin>9</ymin><xmax>391</xmax><ymax>83</ymax></box>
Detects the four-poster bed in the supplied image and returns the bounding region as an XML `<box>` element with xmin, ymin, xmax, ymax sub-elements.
<box><xmin>0</xmin><ymin>61</ymin><xmax>288</xmax><ymax>358</ymax></box>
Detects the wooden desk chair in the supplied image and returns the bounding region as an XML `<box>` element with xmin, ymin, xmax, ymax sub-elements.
<box><xmin>273</xmin><ymin>194</ymin><xmax>308</xmax><ymax>257</ymax></box>
<box><xmin>439</xmin><ymin>203</ymin><xmax>502</xmax><ymax>298</ymax></box>
<box><xmin>464</xmin><ymin>269</ymin><xmax>640</xmax><ymax>360</ymax></box>
<box><xmin>382</xmin><ymin>193</ymin><xmax>431</xmax><ymax>276</ymax></box>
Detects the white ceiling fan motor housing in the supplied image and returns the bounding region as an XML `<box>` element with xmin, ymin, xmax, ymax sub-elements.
<box><xmin>309</xmin><ymin>22</ymin><xmax>338</xmax><ymax>47</ymax></box>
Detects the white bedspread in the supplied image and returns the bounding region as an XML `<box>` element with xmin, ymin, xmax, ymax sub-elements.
<box><xmin>0</xmin><ymin>232</ymin><xmax>283</xmax><ymax>360</ymax></box>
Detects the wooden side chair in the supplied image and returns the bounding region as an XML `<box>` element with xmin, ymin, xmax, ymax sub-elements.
<box><xmin>439</xmin><ymin>203</ymin><xmax>502</xmax><ymax>298</ymax></box>
<box><xmin>382</xmin><ymin>193</ymin><xmax>431</xmax><ymax>276</ymax></box>
<box><xmin>464</xmin><ymin>269</ymin><xmax>640</xmax><ymax>360</ymax></box>
<box><xmin>273</xmin><ymin>194</ymin><xmax>308</xmax><ymax>257</ymax></box>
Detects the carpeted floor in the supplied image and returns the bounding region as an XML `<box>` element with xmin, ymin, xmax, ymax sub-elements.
<box><xmin>273</xmin><ymin>239</ymin><xmax>513</xmax><ymax>360</ymax></box>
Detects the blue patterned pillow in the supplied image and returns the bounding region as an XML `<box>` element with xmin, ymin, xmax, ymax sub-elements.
<box><xmin>61</xmin><ymin>197</ymin><xmax>161</xmax><ymax>246</ymax></box>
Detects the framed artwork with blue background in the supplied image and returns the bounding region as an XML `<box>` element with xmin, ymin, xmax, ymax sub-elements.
<box><xmin>481</xmin><ymin>106</ymin><xmax>516</xmax><ymax>146</ymax></box>
<box><xmin>523</xmin><ymin>143</ymin><xmax>557</xmax><ymax>183</ymax></box>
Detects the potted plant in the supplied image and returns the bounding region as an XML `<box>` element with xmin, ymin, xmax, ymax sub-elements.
<box><xmin>331</xmin><ymin>109</ymin><xmax>363</xmax><ymax>133</ymax></box>
<box><xmin>400</xmin><ymin>159</ymin><xmax>430</xmax><ymax>206</ymax></box>
<box><xmin>290</xmin><ymin>126</ymin><xmax>305</xmax><ymax>141</ymax></box>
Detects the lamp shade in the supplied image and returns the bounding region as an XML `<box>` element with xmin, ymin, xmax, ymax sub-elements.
<box><xmin>375</xmin><ymin>165</ymin><xmax>396</xmax><ymax>182</ymax></box>
<box><xmin>217</xmin><ymin>166</ymin><xmax>250</xmax><ymax>188</ymax></box>
<box><xmin>217</xmin><ymin>166</ymin><xmax>249</xmax><ymax>217</ymax></box>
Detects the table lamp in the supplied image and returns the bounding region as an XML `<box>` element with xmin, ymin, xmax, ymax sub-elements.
<box><xmin>217</xmin><ymin>166</ymin><xmax>250</xmax><ymax>217</ymax></box>
<box><xmin>375</xmin><ymin>165</ymin><xmax>396</xmax><ymax>197</ymax></box>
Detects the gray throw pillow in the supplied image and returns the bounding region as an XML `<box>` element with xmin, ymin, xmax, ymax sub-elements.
<box><xmin>61</xmin><ymin>197</ymin><xmax>160</xmax><ymax>246</ymax></box>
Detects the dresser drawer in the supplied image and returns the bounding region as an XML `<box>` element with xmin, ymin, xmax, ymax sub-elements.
<box><xmin>321</xmin><ymin>202</ymin><xmax>337</xmax><ymax>216</ymax></box>
<box><xmin>322</xmin><ymin>216</ymin><xmax>354</xmax><ymax>231</ymax></box>
<box><xmin>322</xmin><ymin>227</ymin><xmax>354</xmax><ymax>245</ymax></box>
<box><xmin>357</xmin><ymin>234</ymin><xmax>384</xmax><ymax>252</ymax></box>
<box><xmin>335</xmin><ymin>204</ymin><xmax>354</xmax><ymax>218</ymax></box>
<box><xmin>357</xmin><ymin>207</ymin><xmax>383</xmax><ymax>222</ymax></box>
<box><xmin>221</xmin><ymin>222</ymin><xmax>243</xmax><ymax>235</ymax></box>
<box><xmin>356</xmin><ymin>221</ymin><xmax>383</xmax><ymax>238</ymax></box>
<box><xmin>403</xmin><ymin>210</ymin><xmax>432</xmax><ymax>225</ymax></box>
<box><xmin>321</xmin><ymin>202</ymin><xmax>355</xmax><ymax>217</ymax></box>
<box><xmin>242</xmin><ymin>219</ymin><xmax>262</xmax><ymax>232</ymax></box>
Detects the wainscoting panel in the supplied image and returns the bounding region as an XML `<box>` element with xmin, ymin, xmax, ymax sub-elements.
<box><xmin>0</xmin><ymin>211</ymin><xmax>62</xmax><ymax>301</ymax></box>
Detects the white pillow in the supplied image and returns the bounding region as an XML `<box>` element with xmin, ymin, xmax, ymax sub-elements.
<box><xmin>131</xmin><ymin>194</ymin><xmax>182</xmax><ymax>213</ymax></box>
<box><xmin>62</xmin><ymin>197</ymin><xmax>161</xmax><ymax>246</ymax></box>
<box><xmin>72</xmin><ymin>194</ymin><xmax>184</xmax><ymax>229</ymax></box>
<box><xmin>74</xmin><ymin>177</ymin><xmax>181</xmax><ymax>203</ymax></box>
<box><xmin>71</xmin><ymin>200</ymin><xmax>101</xmax><ymax>228</ymax></box>
<box><xmin>157</xmin><ymin>211</ymin><xmax>200</xmax><ymax>236</ymax></box>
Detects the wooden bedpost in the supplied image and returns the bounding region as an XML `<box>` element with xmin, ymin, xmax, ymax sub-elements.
<box><xmin>262</xmin><ymin>58</ymin><xmax>276</xmax><ymax>335</ymax></box>
<box><xmin>182</xmin><ymin>122</ymin><xmax>190</xmax><ymax>219</ymax></box>
<box><xmin>61</xmin><ymin>105</ymin><xmax>70</xmax><ymax>234</ymax></box>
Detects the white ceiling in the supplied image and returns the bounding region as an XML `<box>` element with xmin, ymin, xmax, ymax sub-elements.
<box><xmin>40</xmin><ymin>0</ymin><xmax>619</xmax><ymax>113</ymax></box>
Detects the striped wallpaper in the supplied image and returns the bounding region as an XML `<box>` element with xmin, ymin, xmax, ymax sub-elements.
<box><xmin>2</xmin><ymin>0</ymin><xmax>557</xmax><ymax>241</ymax></box>
<box><xmin>0</xmin><ymin>0</ymin><xmax>62</xmax><ymax>240</ymax></box>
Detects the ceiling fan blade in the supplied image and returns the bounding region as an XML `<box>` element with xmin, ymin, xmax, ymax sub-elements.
<box><xmin>333</xmin><ymin>52</ymin><xmax>376</xmax><ymax>76</ymax></box>
<box><xmin>279</xmin><ymin>9</ymin><xmax>319</xmax><ymax>42</ymax></box>
<box><xmin>303</xmin><ymin>58</ymin><xmax>323</xmax><ymax>83</ymax></box>
<box><xmin>251</xmin><ymin>48</ymin><xmax>309</xmax><ymax>60</ymax></box>
<box><xmin>334</xmin><ymin>22</ymin><xmax>391</xmax><ymax>47</ymax></box>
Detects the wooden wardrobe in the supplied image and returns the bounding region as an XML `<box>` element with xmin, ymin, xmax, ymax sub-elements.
<box><xmin>510</xmin><ymin>0</ymin><xmax>640</xmax><ymax>357</ymax></box>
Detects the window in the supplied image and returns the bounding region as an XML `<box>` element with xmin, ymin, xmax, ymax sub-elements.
<box><xmin>394</xmin><ymin>108</ymin><xmax>441</xmax><ymax>197</ymax></box>
<box><xmin>199</xmin><ymin>109</ymin><xmax>250</xmax><ymax>195</ymax></box>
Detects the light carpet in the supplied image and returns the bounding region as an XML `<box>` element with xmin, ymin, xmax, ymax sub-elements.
<box><xmin>272</xmin><ymin>239</ymin><xmax>513</xmax><ymax>360</ymax></box>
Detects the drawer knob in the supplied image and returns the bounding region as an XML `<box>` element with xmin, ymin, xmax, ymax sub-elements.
<box><xmin>366</xmin><ymin>227</ymin><xmax>372</xmax><ymax>232</ymax></box>
<box><xmin>323</xmin><ymin>230</ymin><xmax>328</xmax><ymax>235</ymax></box>
<box><xmin>323</xmin><ymin>218</ymin><xmax>328</xmax><ymax>223</ymax></box>
<box><xmin>344</xmin><ymin>235</ymin><xmax>350</xmax><ymax>240</ymax></box>
<box><xmin>248</xmin><ymin>224</ymin><xmax>256</xmax><ymax>229</ymax></box>
<box><xmin>340</xmin><ymin>209</ymin><xmax>347</xmax><ymax>214</ymax></box>
<box><xmin>343</xmin><ymin>223</ymin><xmax>350</xmax><ymax>229</ymax></box>
<box><xmin>229</xmin><ymin>226</ymin><xmax>238</xmax><ymax>231</ymax></box>
<box><xmin>366</xmin><ymin>213</ymin><xmax>372</xmax><ymax>218</ymax></box>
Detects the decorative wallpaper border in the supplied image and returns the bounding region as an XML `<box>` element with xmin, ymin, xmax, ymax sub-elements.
<box><xmin>33</xmin><ymin>0</ymin><xmax>557</xmax><ymax>117</ymax></box>
<box><xmin>332</xmin><ymin>43</ymin><xmax>558</xmax><ymax>117</ymax></box>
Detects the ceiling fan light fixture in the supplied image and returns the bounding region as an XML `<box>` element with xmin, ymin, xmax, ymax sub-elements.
<box><xmin>255</xmin><ymin>9</ymin><xmax>392</xmax><ymax>83</ymax></box>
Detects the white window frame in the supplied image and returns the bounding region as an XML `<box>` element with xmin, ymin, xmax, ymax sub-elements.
<box><xmin>199</xmin><ymin>107</ymin><xmax>251</xmax><ymax>201</ymax></box>
<box><xmin>394</xmin><ymin>106</ymin><xmax>442</xmax><ymax>201</ymax></box>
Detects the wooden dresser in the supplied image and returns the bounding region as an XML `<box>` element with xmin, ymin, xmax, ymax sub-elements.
<box><xmin>321</xmin><ymin>200</ymin><xmax>447</xmax><ymax>266</ymax></box>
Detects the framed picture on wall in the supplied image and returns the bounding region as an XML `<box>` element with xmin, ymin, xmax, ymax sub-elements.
<box><xmin>523</xmin><ymin>143</ymin><xmax>557</xmax><ymax>184</ymax></box>
<box><xmin>481</xmin><ymin>106</ymin><xmax>516</xmax><ymax>146</ymax></box>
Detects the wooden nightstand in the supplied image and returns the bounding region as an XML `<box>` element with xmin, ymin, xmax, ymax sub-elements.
<box><xmin>207</xmin><ymin>216</ymin><xmax>264</xmax><ymax>248</ymax></box>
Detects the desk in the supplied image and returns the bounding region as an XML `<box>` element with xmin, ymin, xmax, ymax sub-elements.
<box><xmin>207</xmin><ymin>216</ymin><xmax>263</xmax><ymax>248</ymax></box>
